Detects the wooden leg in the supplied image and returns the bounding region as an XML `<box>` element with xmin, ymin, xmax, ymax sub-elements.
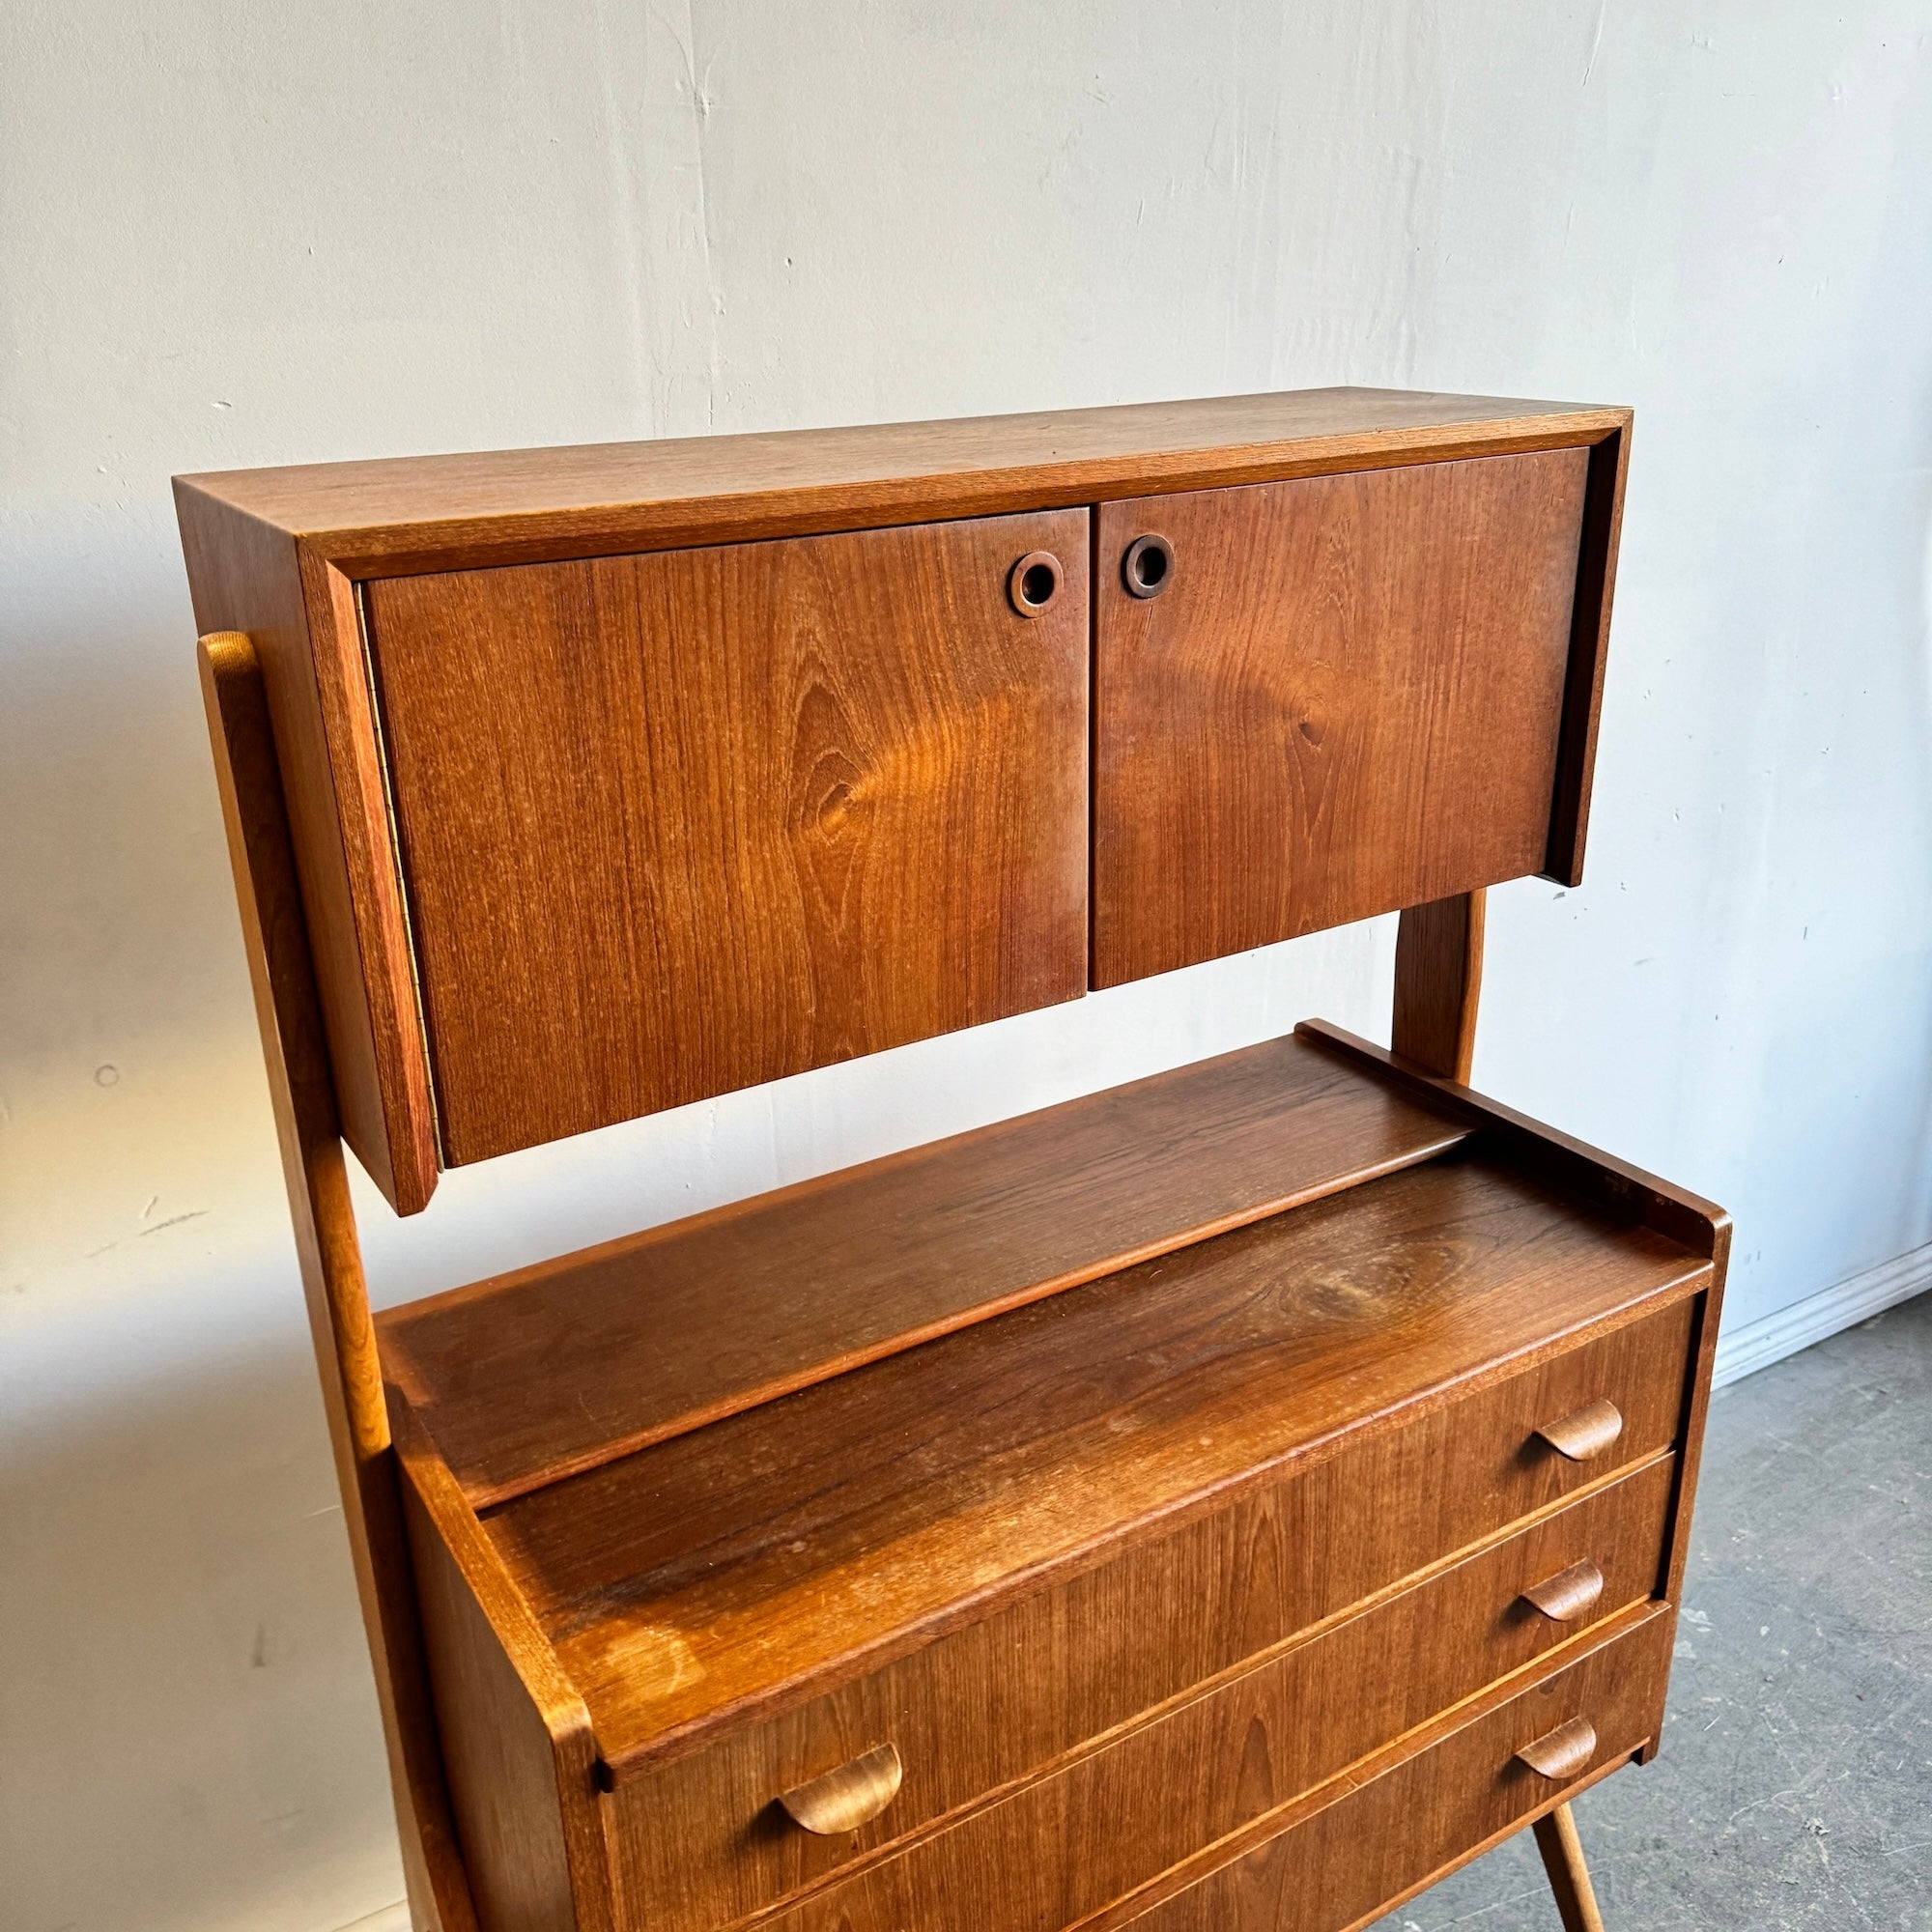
<box><xmin>1532</xmin><ymin>1802</ymin><xmax>1606</xmax><ymax>1932</ymax></box>
<box><xmin>202</xmin><ymin>636</ymin><xmax>479</xmax><ymax>1932</ymax></box>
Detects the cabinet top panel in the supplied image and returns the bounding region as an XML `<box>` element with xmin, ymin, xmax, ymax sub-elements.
<box><xmin>174</xmin><ymin>386</ymin><xmax>1628</xmax><ymax>578</ymax></box>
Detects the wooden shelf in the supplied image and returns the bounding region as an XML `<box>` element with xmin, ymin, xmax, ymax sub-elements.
<box><xmin>378</xmin><ymin>1034</ymin><xmax>1471</xmax><ymax>1506</ymax></box>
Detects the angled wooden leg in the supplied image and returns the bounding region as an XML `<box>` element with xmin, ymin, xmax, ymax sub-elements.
<box><xmin>1532</xmin><ymin>1803</ymin><xmax>1606</xmax><ymax>1932</ymax></box>
<box><xmin>201</xmin><ymin>634</ymin><xmax>479</xmax><ymax>1932</ymax></box>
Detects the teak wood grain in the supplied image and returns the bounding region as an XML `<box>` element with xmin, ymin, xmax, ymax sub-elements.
<box><xmin>1534</xmin><ymin>1802</ymin><xmax>1610</xmax><ymax>1932</ymax></box>
<box><xmin>174</xmin><ymin>390</ymin><xmax>1630</xmax><ymax>1212</ymax></box>
<box><xmin>1297</xmin><ymin>1021</ymin><xmax>1732</xmax><ymax>1264</ymax></box>
<box><xmin>1092</xmin><ymin>451</ymin><xmax>1590</xmax><ymax>984</ymax></box>
<box><xmin>599</xmin><ymin>1304</ymin><xmax>1692</xmax><ymax>1920</ymax></box>
<box><xmin>1393</xmin><ymin>891</ymin><xmax>1487</xmax><ymax>1082</ymax></box>
<box><xmin>481</xmin><ymin>1152</ymin><xmax>1712</xmax><ymax>1774</ymax></box>
<box><xmin>762</xmin><ymin>1537</ymin><xmax>1673</xmax><ymax>1932</ymax></box>
<box><xmin>1108</xmin><ymin>1609</ymin><xmax>1672</xmax><ymax>1932</ymax></box>
<box><xmin>379</xmin><ymin>1033</ymin><xmax>1473</xmax><ymax>1505</ymax></box>
<box><xmin>178</xmin><ymin>389</ymin><xmax>1677</xmax><ymax>1932</ymax></box>
<box><xmin>403</xmin><ymin>1473</ymin><xmax>610</xmax><ymax>1932</ymax></box>
<box><xmin>605</xmin><ymin>1451</ymin><xmax>1676</xmax><ymax>1930</ymax></box>
<box><xmin>397</xmin><ymin>1408</ymin><xmax>627</xmax><ymax>1932</ymax></box>
<box><xmin>1300</xmin><ymin>1015</ymin><xmax>1732</xmax><ymax>1758</ymax></box>
<box><xmin>196</xmin><ymin>635</ymin><xmax>475</xmax><ymax>1932</ymax></box>
<box><xmin>364</xmin><ymin>510</ymin><xmax>1091</xmax><ymax>1167</ymax></box>
<box><xmin>1545</xmin><ymin>427</ymin><xmax>1633</xmax><ymax>885</ymax></box>
<box><xmin>175</xmin><ymin>388</ymin><xmax>1629</xmax><ymax>578</ymax></box>
<box><xmin>178</xmin><ymin>508</ymin><xmax>436</xmax><ymax>1209</ymax></box>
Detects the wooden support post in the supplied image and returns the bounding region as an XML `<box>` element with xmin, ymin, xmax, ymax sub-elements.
<box><xmin>199</xmin><ymin>633</ymin><xmax>477</xmax><ymax>1932</ymax></box>
<box><xmin>1392</xmin><ymin>889</ymin><xmax>1487</xmax><ymax>1083</ymax></box>
<box><xmin>1397</xmin><ymin>891</ymin><xmax>1610</xmax><ymax>1927</ymax></box>
<box><xmin>1533</xmin><ymin>1802</ymin><xmax>1608</xmax><ymax>1932</ymax></box>
<box><xmin>1305</xmin><ymin>884</ymin><xmax>1623</xmax><ymax>1932</ymax></box>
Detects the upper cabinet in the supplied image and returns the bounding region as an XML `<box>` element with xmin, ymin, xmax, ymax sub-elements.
<box><xmin>1092</xmin><ymin>450</ymin><xmax>1594</xmax><ymax>985</ymax></box>
<box><xmin>362</xmin><ymin>510</ymin><xmax>1090</xmax><ymax>1167</ymax></box>
<box><xmin>175</xmin><ymin>390</ymin><xmax>1628</xmax><ymax>1209</ymax></box>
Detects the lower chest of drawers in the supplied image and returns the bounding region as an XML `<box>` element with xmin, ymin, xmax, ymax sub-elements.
<box><xmin>414</xmin><ymin>1297</ymin><xmax>1702</xmax><ymax>1932</ymax></box>
<box><xmin>737</xmin><ymin>1461</ymin><xmax>1676</xmax><ymax>1932</ymax></box>
<box><xmin>401</xmin><ymin>1141</ymin><xmax>1719</xmax><ymax>1932</ymax></box>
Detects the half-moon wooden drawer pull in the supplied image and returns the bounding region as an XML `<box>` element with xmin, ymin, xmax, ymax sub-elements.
<box><xmin>1533</xmin><ymin>1398</ymin><xmax>1624</xmax><ymax>1463</ymax></box>
<box><xmin>1515</xmin><ymin>1716</ymin><xmax>1599</xmax><ymax>1781</ymax></box>
<box><xmin>1518</xmin><ymin>1559</ymin><xmax>1605</xmax><ymax>1623</ymax></box>
<box><xmin>779</xmin><ymin>1743</ymin><xmax>903</xmax><ymax>1835</ymax></box>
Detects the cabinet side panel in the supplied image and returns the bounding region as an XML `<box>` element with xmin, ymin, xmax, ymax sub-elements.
<box><xmin>364</xmin><ymin>510</ymin><xmax>1091</xmax><ymax>1165</ymax></box>
<box><xmin>1093</xmin><ymin>448</ymin><xmax>1591</xmax><ymax>985</ymax></box>
<box><xmin>297</xmin><ymin>552</ymin><xmax>440</xmax><ymax>1209</ymax></box>
<box><xmin>174</xmin><ymin>485</ymin><xmax>406</xmax><ymax>1204</ymax></box>
<box><xmin>1544</xmin><ymin>423</ymin><xmax>1633</xmax><ymax>884</ymax></box>
<box><xmin>404</xmin><ymin>1478</ymin><xmax>581</xmax><ymax>1932</ymax></box>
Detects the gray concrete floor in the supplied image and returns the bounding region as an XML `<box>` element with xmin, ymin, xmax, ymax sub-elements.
<box><xmin>1370</xmin><ymin>1290</ymin><xmax>1932</xmax><ymax>1931</ymax></box>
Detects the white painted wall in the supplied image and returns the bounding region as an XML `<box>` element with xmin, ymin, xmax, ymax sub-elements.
<box><xmin>4</xmin><ymin>5</ymin><xmax>1929</xmax><ymax>1928</ymax></box>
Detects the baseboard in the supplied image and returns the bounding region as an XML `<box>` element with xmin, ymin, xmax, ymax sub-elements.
<box><xmin>1713</xmin><ymin>1239</ymin><xmax>1932</xmax><ymax>1388</ymax></box>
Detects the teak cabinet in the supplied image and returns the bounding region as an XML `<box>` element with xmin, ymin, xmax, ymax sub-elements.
<box><xmin>1092</xmin><ymin>451</ymin><xmax>1591</xmax><ymax>983</ymax></box>
<box><xmin>363</xmin><ymin>510</ymin><xmax>1090</xmax><ymax>1163</ymax></box>
<box><xmin>179</xmin><ymin>388</ymin><xmax>1727</xmax><ymax>1932</ymax></box>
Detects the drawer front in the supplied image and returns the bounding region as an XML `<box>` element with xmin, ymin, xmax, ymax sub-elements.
<box><xmin>1092</xmin><ymin>450</ymin><xmax>1591</xmax><ymax>986</ymax></box>
<box><xmin>753</xmin><ymin>1460</ymin><xmax>1674</xmax><ymax>1932</ymax></box>
<box><xmin>362</xmin><ymin>510</ymin><xmax>1091</xmax><ymax>1166</ymax></box>
<box><xmin>1119</xmin><ymin>1609</ymin><xmax>1673</xmax><ymax>1932</ymax></box>
<box><xmin>604</xmin><ymin>1296</ymin><xmax>1694</xmax><ymax>1929</ymax></box>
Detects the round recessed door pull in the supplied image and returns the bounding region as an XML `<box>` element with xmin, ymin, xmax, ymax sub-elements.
<box><xmin>1515</xmin><ymin>1717</ymin><xmax>1599</xmax><ymax>1782</ymax></box>
<box><xmin>779</xmin><ymin>1743</ymin><xmax>903</xmax><ymax>1835</ymax></box>
<box><xmin>1122</xmin><ymin>532</ymin><xmax>1175</xmax><ymax>599</ymax></box>
<box><xmin>1533</xmin><ymin>1398</ymin><xmax>1624</xmax><ymax>1463</ymax></box>
<box><xmin>1009</xmin><ymin>551</ymin><xmax>1064</xmax><ymax>617</ymax></box>
<box><xmin>1518</xmin><ymin>1559</ymin><xmax>1606</xmax><ymax>1623</ymax></box>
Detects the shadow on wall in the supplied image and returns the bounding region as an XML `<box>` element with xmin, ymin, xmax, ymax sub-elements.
<box><xmin>0</xmin><ymin>1314</ymin><xmax>408</xmax><ymax>1932</ymax></box>
<box><xmin>1</xmin><ymin>507</ymin><xmax>412</xmax><ymax>1932</ymax></box>
<box><xmin>1</xmin><ymin>508</ymin><xmax>244</xmax><ymax>1085</ymax></box>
